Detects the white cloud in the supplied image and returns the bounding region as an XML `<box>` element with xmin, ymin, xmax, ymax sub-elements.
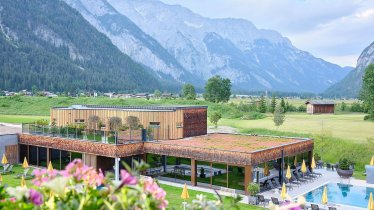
<box><xmin>160</xmin><ymin>0</ymin><xmax>374</xmax><ymax>67</ymax></box>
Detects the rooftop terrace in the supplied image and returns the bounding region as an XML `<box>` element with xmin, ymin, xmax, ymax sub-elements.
<box><xmin>52</xmin><ymin>104</ymin><xmax>208</xmax><ymax>111</ymax></box>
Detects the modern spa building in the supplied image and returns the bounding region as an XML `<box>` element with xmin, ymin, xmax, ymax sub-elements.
<box><xmin>6</xmin><ymin>105</ymin><xmax>314</xmax><ymax>193</ymax></box>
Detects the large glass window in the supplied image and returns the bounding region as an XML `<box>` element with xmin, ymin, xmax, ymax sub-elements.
<box><xmin>50</xmin><ymin>149</ymin><xmax>60</xmax><ymax>169</ymax></box>
<box><xmin>29</xmin><ymin>146</ymin><xmax>38</xmax><ymax>166</ymax></box>
<box><xmin>71</xmin><ymin>152</ymin><xmax>82</xmax><ymax>161</ymax></box>
<box><xmin>61</xmin><ymin>150</ymin><xmax>70</xmax><ymax>169</ymax></box>
<box><xmin>19</xmin><ymin>144</ymin><xmax>28</xmax><ymax>163</ymax></box>
<box><xmin>38</xmin><ymin>147</ymin><xmax>47</xmax><ymax>167</ymax></box>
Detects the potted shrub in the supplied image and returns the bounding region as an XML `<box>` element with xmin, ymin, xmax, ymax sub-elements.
<box><xmin>337</xmin><ymin>158</ymin><xmax>354</xmax><ymax>178</ymax></box>
<box><xmin>247</xmin><ymin>183</ymin><xmax>260</xmax><ymax>205</ymax></box>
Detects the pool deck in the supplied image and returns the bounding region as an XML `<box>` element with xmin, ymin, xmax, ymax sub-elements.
<box><xmin>258</xmin><ymin>168</ymin><xmax>374</xmax><ymax>210</ymax></box>
<box><xmin>158</xmin><ymin>168</ymin><xmax>373</xmax><ymax>210</ymax></box>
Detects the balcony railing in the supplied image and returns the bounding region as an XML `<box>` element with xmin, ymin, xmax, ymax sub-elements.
<box><xmin>21</xmin><ymin>123</ymin><xmax>145</xmax><ymax>145</ymax></box>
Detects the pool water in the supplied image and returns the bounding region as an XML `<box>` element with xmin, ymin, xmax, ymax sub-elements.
<box><xmin>304</xmin><ymin>183</ymin><xmax>374</xmax><ymax>208</ymax></box>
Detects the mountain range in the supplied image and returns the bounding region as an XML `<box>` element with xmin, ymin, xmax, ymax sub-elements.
<box><xmin>324</xmin><ymin>41</ymin><xmax>374</xmax><ymax>98</ymax></box>
<box><xmin>1</xmin><ymin>0</ymin><xmax>352</xmax><ymax>93</ymax></box>
<box><xmin>65</xmin><ymin>0</ymin><xmax>351</xmax><ymax>93</ymax></box>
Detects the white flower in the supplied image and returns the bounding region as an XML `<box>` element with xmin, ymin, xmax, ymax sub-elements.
<box><xmin>6</xmin><ymin>186</ymin><xmax>29</xmax><ymax>200</ymax></box>
<box><xmin>42</xmin><ymin>176</ymin><xmax>69</xmax><ymax>197</ymax></box>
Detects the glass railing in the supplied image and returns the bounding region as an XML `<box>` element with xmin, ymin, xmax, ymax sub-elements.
<box><xmin>21</xmin><ymin>123</ymin><xmax>145</xmax><ymax>145</ymax></box>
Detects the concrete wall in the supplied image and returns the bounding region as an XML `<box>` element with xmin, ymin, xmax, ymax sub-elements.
<box><xmin>366</xmin><ymin>165</ymin><xmax>374</xmax><ymax>184</ymax></box>
<box><xmin>0</xmin><ymin>134</ymin><xmax>19</xmax><ymax>164</ymax></box>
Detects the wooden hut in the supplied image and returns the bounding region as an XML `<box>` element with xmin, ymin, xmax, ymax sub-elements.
<box><xmin>305</xmin><ymin>100</ymin><xmax>335</xmax><ymax>114</ymax></box>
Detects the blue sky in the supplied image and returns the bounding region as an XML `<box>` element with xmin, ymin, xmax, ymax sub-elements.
<box><xmin>161</xmin><ymin>0</ymin><xmax>374</xmax><ymax>67</ymax></box>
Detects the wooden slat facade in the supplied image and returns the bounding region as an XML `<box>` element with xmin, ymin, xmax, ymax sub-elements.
<box><xmin>5</xmin><ymin>145</ymin><xmax>18</xmax><ymax>164</ymax></box>
<box><xmin>50</xmin><ymin>106</ymin><xmax>207</xmax><ymax>140</ymax></box>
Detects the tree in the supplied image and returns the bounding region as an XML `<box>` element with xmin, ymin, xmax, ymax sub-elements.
<box><xmin>360</xmin><ymin>64</ymin><xmax>374</xmax><ymax>120</ymax></box>
<box><xmin>31</xmin><ymin>85</ymin><xmax>38</xmax><ymax>95</ymax></box>
<box><xmin>209</xmin><ymin>112</ymin><xmax>222</xmax><ymax>128</ymax></box>
<box><xmin>340</xmin><ymin>102</ymin><xmax>347</xmax><ymax>111</ymax></box>
<box><xmin>154</xmin><ymin>90</ymin><xmax>161</xmax><ymax>99</ymax></box>
<box><xmin>270</xmin><ymin>94</ymin><xmax>277</xmax><ymax>113</ymax></box>
<box><xmin>88</xmin><ymin>115</ymin><xmax>100</xmax><ymax>130</ymax></box>
<box><xmin>273</xmin><ymin>105</ymin><xmax>285</xmax><ymax>129</ymax></box>
<box><xmin>203</xmin><ymin>76</ymin><xmax>231</xmax><ymax>103</ymax></box>
<box><xmin>126</xmin><ymin>116</ymin><xmax>141</xmax><ymax>140</ymax></box>
<box><xmin>109</xmin><ymin>117</ymin><xmax>122</xmax><ymax>132</ymax></box>
<box><xmin>280</xmin><ymin>98</ymin><xmax>286</xmax><ymax>113</ymax></box>
<box><xmin>258</xmin><ymin>95</ymin><xmax>267</xmax><ymax>113</ymax></box>
<box><xmin>182</xmin><ymin>83</ymin><xmax>197</xmax><ymax>100</ymax></box>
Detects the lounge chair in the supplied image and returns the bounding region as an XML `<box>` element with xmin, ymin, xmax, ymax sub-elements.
<box><xmin>282</xmin><ymin>177</ymin><xmax>294</xmax><ymax>190</ymax></box>
<box><xmin>295</xmin><ymin>170</ymin><xmax>312</xmax><ymax>183</ymax></box>
<box><xmin>311</xmin><ymin>204</ymin><xmax>320</xmax><ymax>210</ymax></box>
<box><xmin>328</xmin><ymin>207</ymin><xmax>337</xmax><ymax>210</ymax></box>
<box><xmin>257</xmin><ymin>195</ymin><xmax>270</xmax><ymax>207</ymax></box>
<box><xmin>15</xmin><ymin>168</ymin><xmax>34</xmax><ymax>179</ymax></box>
<box><xmin>305</xmin><ymin>169</ymin><xmax>318</xmax><ymax>179</ymax></box>
<box><xmin>271</xmin><ymin>197</ymin><xmax>284</xmax><ymax>205</ymax></box>
<box><xmin>272</xmin><ymin>177</ymin><xmax>282</xmax><ymax>189</ymax></box>
<box><xmin>292</xmin><ymin>171</ymin><xmax>307</xmax><ymax>183</ymax></box>
<box><xmin>289</xmin><ymin>173</ymin><xmax>302</xmax><ymax>186</ymax></box>
<box><xmin>308</xmin><ymin>168</ymin><xmax>322</xmax><ymax>177</ymax></box>
<box><xmin>1</xmin><ymin>164</ymin><xmax>14</xmax><ymax>174</ymax></box>
<box><xmin>266</xmin><ymin>179</ymin><xmax>276</xmax><ymax>189</ymax></box>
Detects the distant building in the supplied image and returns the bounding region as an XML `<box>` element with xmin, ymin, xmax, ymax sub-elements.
<box><xmin>305</xmin><ymin>100</ymin><xmax>335</xmax><ymax>114</ymax></box>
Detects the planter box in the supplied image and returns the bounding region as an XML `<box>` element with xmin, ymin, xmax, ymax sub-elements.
<box><xmin>366</xmin><ymin>165</ymin><xmax>374</xmax><ymax>184</ymax></box>
<box><xmin>337</xmin><ymin>169</ymin><xmax>353</xmax><ymax>178</ymax></box>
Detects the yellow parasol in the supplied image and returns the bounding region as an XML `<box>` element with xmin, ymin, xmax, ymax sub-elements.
<box><xmin>301</xmin><ymin>160</ymin><xmax>307</xmax><ymax>174</ymax></box>
<box><xmin>370</xmin><ymin>156</ymin><xmax>374</xmax><ymax>166</ymax></box>
<box><xmin>21</xmin><ymin>176</ymin><xmax>26</xmax><ymax>187</ymax></box>
<box><xmin>286</xmin><ymin>165</ymin><xmax>292</xmax><ymax>180</ymax></box>
<box><xmin>369</xmin><ymin>192</ymin><xmax>374</xmax><ymax>210</ymax></box>
<box><xmin>264</xmin><ymin>163</ymin><xmax>270</xmax><ymax>176</ymax></box>
<box><xmin>311</xmin><ymin>156</ymin><xmax>316</xmax><ymax>170</ymax></box>
<box><xmin>322</xmin><ymin>186</ymin><xmax>328</xmax><ymax>205</ymax></box>
<box><xmin>22</xmin><ymin>157</ymin><xmax>29</xmax><ymax>168</ymax></box>
<box><xmin>48</xmin><ymin>161</ymin><xmax>53</xmax><ymax>171</ymax></box>
<box><xmin>294</xmin><ymin>156</ymin><xmax>298</xmax><ymax>167</ymax></box>
<box><xmin>280</xmin><ymin>182</ymin><xmax>287</xmax><ymax>200</ymax></box>
<box><xmin>181</xmin><ymin>183</ymin><xmax>189</xmax><ymax>200</ymax></box>
<box><xmin>1</xmin><ymin>154</ymin><xmax>8</xmax><ymax>165</ymax></box>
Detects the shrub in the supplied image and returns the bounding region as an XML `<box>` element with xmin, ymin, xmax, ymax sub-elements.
<box><xmin>241</xmin><ymin>112</ymin><xmax>265</xmax><ymax>120</ymax></box>
<box><xmin>247</xmin><ymin>183</ymin><xmax>260</xmax><ymax>196</ymax></box>
<box><xmin>298</xmin><ymin>105</ymin><xmax>306</xmax><ymax>112</ymax></box>
<box><xmin>338</xmin><ymin>158</ymin><xmax>351</xmax><ymax>170</ymax></box>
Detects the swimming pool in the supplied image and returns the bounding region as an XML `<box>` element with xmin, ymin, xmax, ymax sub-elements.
<box><xmin>304</xmin><ymin>183</ymin><xmax>374</xmax><ymax>208</ymax></box>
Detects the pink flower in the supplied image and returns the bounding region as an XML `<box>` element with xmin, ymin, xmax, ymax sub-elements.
<box><xmin>29</xmin><ymin>189</ymin><xmax>43</xmax><ymax>206</ymax></box>
<box><xmin>120</xmin><ymin>170</ymin><xmax>137</xmax><ymax>185</ymax></box>
<box><xmin>143</xmin><ymin>177</ymin><xmax>168</xmax><ymax>209</ymax></box>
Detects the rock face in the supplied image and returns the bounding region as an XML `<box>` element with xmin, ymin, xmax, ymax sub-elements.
<box><xmin>324</xmin><ymin>42</ymin><xmax>374</xmax><ymax>98</ymax></box>
<box><xmin>70</xmin><ymin>0</ymin><xmax>350</xmax><ymax>93</ymax></box>
<box><xmin>0</xmin><ymin>0</ymin><xmax>173</xmax><ymax>92</ymax></box>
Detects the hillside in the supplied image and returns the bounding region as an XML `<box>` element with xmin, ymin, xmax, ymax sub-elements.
<box><xmin>0</xmin><ymin>0</ymin><xmax>177</xmax><ymax>93</ymax></box>
<box><xmin>324</xmin><ymin>41</ymin><xmax>374</xmax><ymax>98</ymax></box>
<box><xmin>99</xmin><ymin>0</ymin><xmax>350</xmax><ymax>93</ymax></box>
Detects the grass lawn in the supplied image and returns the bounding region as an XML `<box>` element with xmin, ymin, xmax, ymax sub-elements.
<box><xmin>160</xmin><ymin>184</ymin><xmax>264</xmax><ymax>210</ymax></box>
<box><xmin>1</xmin><ymin>165</ymin><xmax>34</xmax><ymax>187</ymax></box>
<box><xmin>219</xmin><ymin>112</ymin><xmax>374</xmax><ymax>143</ymax></box>
<box><xmin>0</xmin><ymin>114</ymin><xmax>49</xmax><ymax>124</ymax></box>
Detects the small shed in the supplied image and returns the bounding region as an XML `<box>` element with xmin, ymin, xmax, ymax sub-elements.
<box><xmin>305</xmin><ymin>100</ymin><xmax>335</xmax><ymax>114</ymax></box>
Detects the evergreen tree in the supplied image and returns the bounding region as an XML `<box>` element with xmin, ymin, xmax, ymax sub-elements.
<box><xmin>273</xmin><ymin>105</ymin><xmax>285</xmax><ymax>129</ymax></box>
<box><xmin>182</xmin><ymin>83</ymin><xmax>197</xmax><ymax>100</ymax></box>
<box><xmin>203</xmin><ymin>76</ymin><xmax>231</xmax><ymax>103</ymax></box>
<box><xmin>270</xmin><ymin>94</ymin><xmax>277</xmax><ymax>113</ymax></box>
<box><xmin>360</xmin><ymin>64</ymin><xmax>374</xmax><ymax>120</ymax></box>
<box><xmin>258</xmin><ymin>95</ymin><xmax>267</xmax><ymax>113</ymax></box>
<box><xmin>280</xmin><ymin>98</ymin><xmax>286</xmax><ymax>113</ymax></box>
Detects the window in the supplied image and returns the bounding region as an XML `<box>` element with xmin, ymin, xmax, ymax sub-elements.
<box><xmin>74</xmin><ymin>119</ymin><xmax>85</xmax><ymax>123</ymax></box>
<box><xmin>176</xmin><ymin>122</ymin><xmax>183</xmax><ymax>128</ymax></box>
<box><xmin>149</xmin><ymin>122</ymin><xmax>160</xmax><ymax>128</ymax></box>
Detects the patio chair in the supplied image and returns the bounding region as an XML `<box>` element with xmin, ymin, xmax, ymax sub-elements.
<box><xmin>311</xmin><ymin>204</ymin><xmax>320</xmax><ymax>210</ymax></box>
<box><xmin>326</xmin><ymin>163</ymin><xmax>331</xmax><ymax>170</ymax></box>
<box><xmin>257</xmin><ymin>195</ymin><xmax>270</xmax><ymax>207</ymax></box>
<box><xmin>271</xmin><ymin>197</ymin><xmax>280</xmax><ymax>205</ymax></box>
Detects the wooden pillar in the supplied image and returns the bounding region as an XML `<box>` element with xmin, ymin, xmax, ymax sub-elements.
<box><xmin>244</xmin><ymin>165</ymin><xmax>253</xmax><ymax>193</ymax></box>
<box><xmin>46</xmin><ymin>148</ymin><xmax>50</xmax><ymax>166</ymax></box>
<box><xmin>226</xmin><ymin>164</ymin><xmax>229</xmax><ymax>188</ymax></box>
<box><xmin>191</xmin><ymin>159</ymin><xmax>197</xmax><ymax>186</ymax></box>
<box><xmin>210</xmin><ymin>162</ymin><xmax>213</xmax><ymax>188</ymax></box>
<box><xmin>141</xmin><ymin>153</ymin><xmax>147</xmax><ymax>163</ymax></box>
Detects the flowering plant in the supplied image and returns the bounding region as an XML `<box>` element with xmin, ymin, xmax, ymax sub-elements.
<box><xmin>0</xmin><ymin>159</ymin><xmax>168</xmax><ymax>210</ymax></box>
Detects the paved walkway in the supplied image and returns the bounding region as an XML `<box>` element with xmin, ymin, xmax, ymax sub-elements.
<box><xmin>0</xmin><ymin>123</ymin><xmax>21</xmax><ymax>135</ymax></box>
